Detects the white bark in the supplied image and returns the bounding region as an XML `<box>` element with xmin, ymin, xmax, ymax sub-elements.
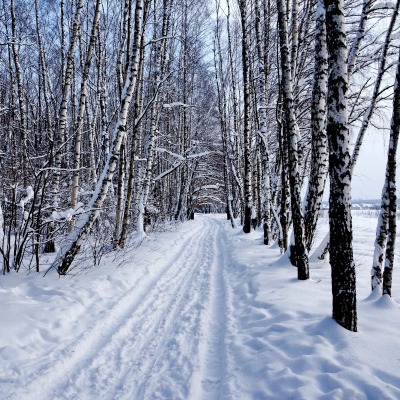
<box><xmin>70</xmin><ymin>0</ymin><xmax>102</xmax><ymax>213</ymax></box>
<box><xmin>52</xmin><ymin>0</ymin><xmax>145</xmax><ymax>275</ymax></box>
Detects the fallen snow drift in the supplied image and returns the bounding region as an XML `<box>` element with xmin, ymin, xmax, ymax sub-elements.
<box><xmin>0</xmin><ymin>213</ymin><xmax>399</xmax><ymax>399</ymax></box>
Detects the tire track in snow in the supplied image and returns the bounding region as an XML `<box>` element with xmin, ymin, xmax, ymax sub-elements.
<box><xmin>7</xmin><ymin>221</ymin><xmax>206</xmax><ymax>400</ymax></box>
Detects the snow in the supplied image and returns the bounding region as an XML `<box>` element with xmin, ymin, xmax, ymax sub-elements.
<box><xmin>19</xmin><ymin>186</ymin><xmax>34</xmax><ymax>208</ymax></box>
<box><xmin>369</xmin><ymin>1</ymin><xmax>396</xmax><ymax>11</ymax></box>
<box><xmin>163</xmin><ymin>102</ymin><xmax>193</xmax><ymax>108</ymax></box>
<box><xmin>1</xmin><ymin>213</ymin><xmax>400</xmax><ymax>399</ymax></box>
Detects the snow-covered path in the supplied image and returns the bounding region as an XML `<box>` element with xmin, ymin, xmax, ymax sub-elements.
<box><xmin>4</xmin><ymin>215</ymin><xmax>234</xmax><ymax>400</ymax></box>
<box><xmin>2</xmin><ymin>213</ymin><xmax>400</xmax><ymax>399</ymax></box>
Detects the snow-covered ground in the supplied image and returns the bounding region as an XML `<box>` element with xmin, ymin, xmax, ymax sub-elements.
<box><xmin>1</xmin><ymin>212</ymin><xmax>399</xmax><ymax>399</ymax></box>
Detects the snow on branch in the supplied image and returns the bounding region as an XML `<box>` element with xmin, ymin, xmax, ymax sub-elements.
<box><xmin>154</xmin><ymin>149</ymin><xmax>211</xmax><ymax>181</ymax></box>
<box><xmin>192</xmin><ymin>183</ymin><xmax>221</xmax><ymax>193</ymax></box>
<box><xmin>163</xmin><ymin>102</ymin><xmax>195</xmax><ymax>108</ymax></box>
<box><xmin>187</xmin><ymin>151</ymin><xmax>211</xmax><ymax>159</ymax></box>
<box><xmin>154</xmin><ymin>162</ymin><xmax>183</xmax><ymax>181</ymax></box>
<box><xmin>145</xmin><ymin>35</ymin><xmax>179</xmax><ymax>46</ymax></box>
<box><xmin>369</xmin><ymin>1</ymin><xmax>396</xmax><ymax>11</ymax></box>
<box><xmin>19</xmin><ymin>186</ymin><xmax>34</xmax><ymax>208</ymax></box>
<box><xmin>156</xmin><ymin>147</ymin><xmax>185</xmax><ymax>160</ymax></box>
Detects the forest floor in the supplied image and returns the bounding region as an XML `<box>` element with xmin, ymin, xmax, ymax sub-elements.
<box><xmin>1</xmin><ymin>213</ymin><xmax>400</xmax><ymax>399</ymax></box>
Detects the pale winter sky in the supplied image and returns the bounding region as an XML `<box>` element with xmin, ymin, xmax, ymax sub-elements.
<box><xmin>351</xmin><ymin>128</ymin><xmax>391</xmax><ymax>200</ymax></box>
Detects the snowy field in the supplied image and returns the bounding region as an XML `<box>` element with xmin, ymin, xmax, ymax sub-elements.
<box><xmin>1</xmin><ymin>212</ymin><xmax>400</xmax><ymax>399</ymax></box>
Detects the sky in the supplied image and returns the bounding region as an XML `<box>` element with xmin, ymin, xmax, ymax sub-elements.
<box><xmin>352</xmin><ymin>128</ymin><xmax>388</xmax><ymax>200</ymax></box>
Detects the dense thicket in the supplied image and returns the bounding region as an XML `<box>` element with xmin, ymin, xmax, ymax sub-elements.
<box><xmin>0</xmin><ymin>0</ymin><xmax>223</xmax><ymax>274</ymax></box>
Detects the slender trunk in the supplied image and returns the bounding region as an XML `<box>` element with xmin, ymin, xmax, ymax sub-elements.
<box><xmin>52</xmin><ymin>0</ymin><xmax>85</xmax><ymax>212</ymax></box>
<box><xmin>214</xmin><ymin>5</ymin><xmax>235</xmax><ymax>228</ymax></box>
<box><xmin>239</xmin><ymin>0</ymin><xmax>253</xmax><ymax>234</ymax></box>
<box><xmin>290</xmin><ymin>0</ymin><xmax>299</xmax><ymax>80</ymax></box>
<box><xmin>70</xmin><ymin>0</ymin><xmax>101</xmax><ymax>213</ymax></box>
<box><xmin>52</xmin><ymin>0</ymin><xmax>145</xmax><ymax>275</ymax></box>
<box><xmin>277</xmin><ymin>0</ymin><xmax>309</xmax><ymax>279</ymax></box>
<box><xmin>347</xmin><ymin>0</ymin><xmax>371</xmax><ymax>77</ymax></box>
<box><xmin>34</xmin><ymin>0</ymin><xmax>53</xmax><ymax>144</ymax></box>
<box><xmin>118</xmin><ymin>32</ymin><xmax>147</xmax><ymax>247</ymax></box>
<box><xmin>303</xmin><ymin>0</ymin><xmax>328</xmax><ymax>252</ymax></box>
<box><xmin>137</xmin><ymin>0</ymin><xmax>172</xmax><ymax>235</ymax></box>
<box><xmin>96</xmin><ymin>25</ymin><xmax>109</xmax><ymax>172</ymax></box>
<box><xmin>255</xmin><ymin>0</ymin><xmax>272</xmax><ymax>244</ymax></box>
<box><xmin>227</xmin><ymin>1</ymin><xmax>243</xmax><ymax>207</ymax></box>
<box><xmin>113</xmin><ymin>140</ymin><xmax>126</xmax><ymax>248</ymax></box>
<box><xmin>10</xmin><ymin>0</ymin><xmax>29</xmax><ymax>186</ymax></box>
<box><xmin>372</xmin><ymin>46</ymin><xmax>400</xmax><ymax>295</ymax></box>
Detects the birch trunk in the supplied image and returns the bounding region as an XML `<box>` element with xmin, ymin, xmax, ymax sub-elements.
<box><xmin>51</xmin><ymin>0</ymin><xmax>85</xmax><ymax>213</ymax></box>
<box><xmin>347</xmin><ymin>0</ymin><xmax>371</xmax><ymax>77</ymax></box>
<box><xmin>70</xmin><ymin>0</ymin><xmax>101</xmax><ymax>214</ymax></box>
<box><xmin>227</xmin><ymin>1</ymin><xmax>243</xmax><ymax>210</ymax></box>
<box><xmin>10</xmin><ymin>0</ymin><xmax>29</xmax><ymax>186</ymax></box>
<box><xmin>239</xmin><ymin>0</ymin><xmax>253</xmax><ymax>234</ymax></box>
<box><xmin>113</xmin><ymin>139</ymin><xmax>126</xmax><ymax>248</ymax></box>
<box><xmin>96</xmin><ymin>25</ymin><xmax>109</xmax><ymax>171</ymax></box>
<box><xmin>213</xmin><ymin>4</ymin><xmax>235</xmax><ymax>227</ymax></box>
<box><xmin>303</xmin><ymin>0</ymin><xmax>328</xmax><ymax>252</ymax></box>
<box><xmin>137</xmin><ymin>0</ymin><xmax>172</xmax><ymax>236</ymax></box>
<box><xmin>277</xmin><ymin>0</ymin><xmax>309</xmax><ymax>279</ymax></box>
<box><xmin>118</xmin><ymin>32</ymin><xmax>147</xmax><ymax>248</ymax></box>
<box><xmin>34</xmin><ymin>0</ymin><xmax>53</xmax><ymax>144</ymax></box>
<box><xmin>372</xmin><ymin>46</ymin><xmax>400</xmax><ymax>295</ymax></box>
<box><xmin>325</xmin><ymin>0</ymin><xmax>357</xmax><ymax>331</ymax></box>
<box><xmin>255</xmin><ymin>0</ymin><xmax>272</xmax><ymax>244</ymax></box>
<box><xmin>52</xmin><ymin>0</ymin><xmax>145</xmax><ymax>275</ymax></box>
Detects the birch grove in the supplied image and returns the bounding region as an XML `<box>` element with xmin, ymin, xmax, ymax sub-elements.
<box><xmin>0</xmin><ymin>0</ymin><xmax>399</xmax><ymax>330</ymax></box>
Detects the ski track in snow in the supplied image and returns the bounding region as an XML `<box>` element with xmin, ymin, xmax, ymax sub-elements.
<box><xmin>190</xmin><ymin>219</ymin><xmax>229</xmax><ymax>399</ymax></box>
<box><xmin>3</xmin><ymin>212</ymin><xmax>400</xmax><ymax>399</ymax></box>
<box><xmin>7</xmin><ymin>216</ymin><xmax>231</xmax><ymax>400</ymax></box>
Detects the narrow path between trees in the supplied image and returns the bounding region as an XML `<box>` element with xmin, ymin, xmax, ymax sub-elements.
<box><xmin>3</xmin><ymin>214</ymin><xmax>400</xmax><ymax>399</ymax></box>
<box><xmin>8</xmin><ymin>215</ymin><xmax>234</xmax><ymax>400</ymax></box>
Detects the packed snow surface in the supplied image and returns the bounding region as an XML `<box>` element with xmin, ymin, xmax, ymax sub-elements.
<box><xmin>1</xmin><ymin>213</ymin><xmax>400</xmax><ymax>399</ymax></box>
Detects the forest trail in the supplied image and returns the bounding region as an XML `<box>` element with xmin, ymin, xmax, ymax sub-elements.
<box><xmin>7</xmin><ymin>215</ymin><xmax>235</xmax><ymax>400</ymax></box>
<box><xmin>3</xmin><ymin>214</ymin><xmax>400</xmax><ymax>400</ymax></box>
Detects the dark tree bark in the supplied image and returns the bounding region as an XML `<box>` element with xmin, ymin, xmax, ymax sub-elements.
<box><xmin>239</xmin><ymin>0</ymin><xmax>253</xmax><ymax>234</ymax></box>
<box><xmin>325</xmin><ymin>0</ymin><xmax>357</xmax><ymax>332</ymax></box>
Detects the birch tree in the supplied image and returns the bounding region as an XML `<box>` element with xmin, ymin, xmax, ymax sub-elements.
<box><xmin>325</xmin><ymin>0</ymin><xmax>357</xmax><ymax>331</ymax></box>
<box><xmin>255</xmin><ymin>0</ymin><xmax>272</xmax><ymax>244</ymax></box>
<box><xmin>70</xmin><ymin>0</ymin><xmax>102</xmax><ymax>218</ymax></box>
<box><xmin>52</xmin><ymin>0</ymin><xmax>145</xmax><ymax>275</ymax></box>
<box><xmin>238</xmin><ymin>0</ymin><xmax>253</xmax><ymax>234</ymax></box>
<box><xmin>277</xmin><ymin>0</ymin><xmax>309</xmax><ymax>279</ymax></box>
<box><xmin>10</xmin><ymin>0</ymin><xmax>29</xmax><ymax>186</ymax></box>
<box><xmin>136</xmin><ymin>0</ymin><xmax>172</xmax><ymax>237</ymax></box>
<box><xmin>371</xmin><ymin>42</ymin><xmax>400</xmax><ymax>295</ymax></box>
<box><xmin>303</xmin><ymin>0</ymin><xmax>328</xmax><ymax>252</ymax></box>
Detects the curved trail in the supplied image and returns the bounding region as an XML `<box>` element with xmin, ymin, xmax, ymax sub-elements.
<box><xmin>9</xmin><ymin>215</ymin><xmax>232</xmax><ymax>400</ymax></box>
